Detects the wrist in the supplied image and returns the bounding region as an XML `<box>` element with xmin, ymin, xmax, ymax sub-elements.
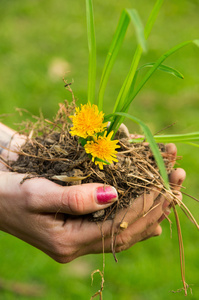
<box><xmin>0</xmin><ymin>171</ymin><xmax>7</xmax><ymax>231</ymax></box>
<box><xmin>0</xmin><ymin>123</ymin><xmax>26</xmax><ymax>169</ymax></box>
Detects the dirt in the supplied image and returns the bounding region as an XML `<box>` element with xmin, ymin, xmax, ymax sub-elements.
<box><xmin>7</xmin><ymin>101</ymin><xmax>176</xmax><ymax>221</ymax></box>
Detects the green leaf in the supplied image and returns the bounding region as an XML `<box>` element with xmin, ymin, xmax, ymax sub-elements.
<box><xmin>148</xmin><ymin>132</ymin><xmax>199</xmax><ymax>144</ymax></box>
<box><xmin>98</xmin><ymin>9</ymin><xmax>146</xmax><ymax>111</ymax></box>
<box><xmin>144</xmin><ymin>0</ymin><xmax>164</xmax><ymax>39</ymax></box>
<box><xmin>110</xmin><ymin>0</ymin><xmax>164</xmax><ymax>133</ymax></box>
<box><xmin>130</xmin><ymin>132</ymin><xmax>199</xmax><ymax>149</ymax></box>
<box><xmin>127</xmin><ymin>63</ymin><xmax>184</xmax><ymax>105</ymax></box>
<box><xmin>193</xmin><ymin>39</ymin><xmax>199</xmax><ymax>47</ymax></box>
<box><xmin>111</xmin><ymin>39</ymin><xmax>199</xmax><ymax>133</ymax></box>
<box><xmin>185</xmin><ymin>142</ymin><xmax>199</xmax><ymax>148</ymax></box>
<box><xmin>138</xmin><ymin>63</ymin><xmax>184</xmax><ymax>79</ymax></box>
<box><xmin>86</xmin><ymin>0</ymin><xmax>96</xmax><ymax>104</ymax></box>
<box><xmin>126</xmin><ymin>9</ymin><xmax>147</xmax><ymax>53</ymax></box>
<box><xmin>124</xmin><ymin>40</ymin><xmax>199</xmax><ymax>111</ymax></box>
<box><xmin>95</xmin><ymin>158</ymin><xmax>111</xmax><ymax>165</ymax></box>
<box><xmin>111</xmin><ymin>112</ymin><xmax>170</xmax><ymax>189</ymax></box>
<box><xmin>79</xmin><ymin>137</ymin><xmax>87</xmax><ymax>147</ymax></box>
<box><xmin>98</xmin><ymin>10</ymin><xmax>130</xmax><ymax>111</ymax></box>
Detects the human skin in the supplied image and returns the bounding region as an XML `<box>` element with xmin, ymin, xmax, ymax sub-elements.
<box><xmin>0</xmin><ymin>123</ymin><xmax>186</xmax><ymax>263</ymax></box>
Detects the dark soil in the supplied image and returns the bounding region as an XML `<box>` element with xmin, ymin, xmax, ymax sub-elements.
<box><xmin>8</xmin><ymin>103</ymin><xmax>175</xmax><ymax>221</ymax></box>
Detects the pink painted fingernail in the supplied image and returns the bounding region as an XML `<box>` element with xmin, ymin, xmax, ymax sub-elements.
<box><xmin>96</xmin><ymin>186</ymin><xmax>118</xmax><ymax>204</ymax></box>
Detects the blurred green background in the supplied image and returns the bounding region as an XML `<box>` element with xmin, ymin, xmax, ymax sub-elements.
<box><xmin>0</xmin><ymin>0</ymin><xmax>199</xmax><ymax>299</ymax></box>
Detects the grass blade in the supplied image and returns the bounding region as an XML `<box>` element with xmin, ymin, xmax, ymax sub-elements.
<box><xmin>86</xmin><ymin>0</ymin><xmax>96</xmax><ymax>104</ymax></box>
<box><xmin>127</xmin><ymin>63</ymin><xmax>184</xmax><ymax>106</ymax></box>
<box><xmin>98</xmin><ymin>10</ymin><xmax>130</xmax><ymax>111</ymax></box>
<box><xmin>111</xmin><ymin>40</ymin><xmax>199</xmax><ymax>133</ymax></box>
<box><xmin>137</xmin><ymin>63</ymin><xmax>184</xmax><ymax>79</ymax></box>
<box><xmin>130</xmin><ymin>132</ymin><xmax>199</xmax><ymax>144</ymax></box>
<box><xmin>144</xmin><ymin>0</ymin><xmax>164</xmax><ymax>39</ymax></box>
<box><xmin>112</xmin><ymin>46</ymin><xmax>143</xmax><ymax>114</ymax></box>
<box><xmin>98</xmin><ymin>9</ymin><xmax>146</xmax><ymax>111</ymax></box>
<box><xmin>111</xmin><ymin>112</ymin><xmax>170</xmax><ymax>189</ymax></box>
<box><xmin>172</xmin><ymin>205</ymin><xmax>188</xmax><ymax>296</ymax></box>
<box><xmin>126</xmin><ymin>9</ymin><xmax>147</xmax><ymax>53</ymax></box>
<box><xmin>110</xmin><ymin>0</ymin><xmax>164</xmax><ymax>133</ymax></box>
<box><xmin>123</xmin><ymin>40</ymin><xmax>199</xmax><ymax>112</ymax></box>
<box><xmin>112</xmin><ymin>9</ymin><xmax>147</xmax><ymax>113</ymax></box>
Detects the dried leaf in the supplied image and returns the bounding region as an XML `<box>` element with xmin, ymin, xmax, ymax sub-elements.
<box><xmin>51</xmin><ymin>174</ymin><xmax>90</xmax><ymax>182</ymax></box>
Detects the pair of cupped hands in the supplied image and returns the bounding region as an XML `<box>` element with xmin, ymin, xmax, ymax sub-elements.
<box><xmin>0</xmin><ymin>124</ymin><xmax>186</xmax><ymax>263</ymax></box>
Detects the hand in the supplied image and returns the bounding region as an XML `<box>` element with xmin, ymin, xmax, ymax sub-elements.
<box><xmin>0</xmin><ymin>123</ymin><xmax>26</xmax><ymax>170</ymax></box>
<box><xmin>90</xmin><ymin>144</ymin><xmax>186</xmax><ymax>254</ymax></box>
<box><xmin>0</xmin><ymin>172</ymin><xmax>119</xmax><ymax>262</ymax></box>
<box><xmin>0</xmin><ymin>144</ymin><xmax>185</xmax><ymax>263</ymax></box>
<box><xmin>0</xmin><ymin>124</ymin><xmax>186</xmax><ymax>263</ymax></box>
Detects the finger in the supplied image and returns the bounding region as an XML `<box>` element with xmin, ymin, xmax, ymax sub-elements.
<box><xmin>114</xmin><ymin>123</ymin><xmax>130</xmax><ymax>139</ymax></box>
<box><xmin>139</xmin><ymin>224</ymin><xmax>163</xmax><ymax>242</ymax></box>
<box><xmin>86</xmin><ymin>190</ymin><xmax>171</xmax><ymax>254</ymax></box>
<box><xmin>53</xmin><ymin>188</ymin><xmax>163</xmax><ymax>257</ymax></box>
<box><xmin>18</xmin><ymin>175</ymin><xmax>118</xmax><ymax>214</ymax></box>
<box><xmin>53</xmin><ymin>188</ymin><xmax>172</xmax><ymax>258</ymax></box>
<box><xmin>169</xmin><ymin>168</ymin><xmax>186</xmax><ymax>190</ymax></box>
<box><xmin>165</xmin><ymin>143</ymin><xmax>177</xmax><ymax>167</ymax></box>
<box><xmin>113</xmin><ymin>187</ymin><xmax>161</xmax><ymax>226</ymax></box>
<box><xmin>0</xmin><ymin>172</ymin><xmax>118</xmax><ymax>215</ymax></box>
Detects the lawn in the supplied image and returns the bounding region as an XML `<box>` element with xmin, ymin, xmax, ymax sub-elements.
<box><xmin>0</xmin><ymin>0</ymin><xmax>199</xmax><ymax>299</ymax></box>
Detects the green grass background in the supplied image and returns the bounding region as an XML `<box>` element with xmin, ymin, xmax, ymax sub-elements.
<box><xmin>0</xmin><ymin>0</ymin><xmax>199</xmax><ymax>299</ymax></box>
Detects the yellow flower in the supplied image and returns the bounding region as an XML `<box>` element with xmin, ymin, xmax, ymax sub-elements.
<box><xmin>70</xmin><ymin>103</ymin><xmax>107</xmax><ymax>138</ymax></box>
<box><xmin>84</xmin><ymin>131</ymin><xmax>120</xmax><ymax>169</ymax></box>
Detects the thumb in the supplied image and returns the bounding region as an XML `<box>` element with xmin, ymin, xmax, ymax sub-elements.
<box><xmin>58</xmin><ymin>183</ymin><xmax>118</xmax><ymax>215</ymax></box>
<box><xmin>17</xmin><ymin>176</ymin><xmax>118</xmax><ymax>215</ymax></box>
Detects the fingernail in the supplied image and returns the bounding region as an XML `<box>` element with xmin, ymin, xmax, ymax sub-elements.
<box><xmin>164</xmin><ymin>207</ymin><xmax>171</xmax><ymax>215</ymax></box>
<box><xmin>96</xmin><ymin>186</ymin><xmax>118</xmax><ymax>204</ymax></box>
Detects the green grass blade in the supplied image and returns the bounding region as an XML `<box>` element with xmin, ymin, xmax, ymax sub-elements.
<box><xmin>185</xmin><ymin>142</ymin><xmax>199</xmax><ymax>148</ymax></box>
<box><xmin>138</xmin><ymin>63</ymin><xmax>184</xmax><ymax>79</ymax></box>
<box><xmin>127</xmin><ymin>63</ymin><xmax>184</xmax><ymax>107</ymax></box>
<box><xmin>98</xmin><ymin>9</ymin><xmax>147</xmax><ymax>111</ymax></box>
<box><xmin>112</xmin><ymin>46</ymin><xmax>143</xmax><ymax>113</ymax></box>
<box><xmin>126</xmin><ymin>9</ymin><xmax>147</xmax><ymax>53</ymax></box>
<box><xmin>110</xmin><ymin>40</ymin><xmax>199</xmax><ymax>133</ymax></box>
<box><xmin>110</xmin><ymin>0</ymin><xmax>164</xmax><ymax>133</ymax></box>
<box><xmin>112</xmin><ymin>112</ymin><xmax>170</xmax><ymax>189</ymax></box>
<box><xmin>154</xmin><ymin>132</ymin><xmax>199</xmax><ymax>143</ymax></box>
<box><xmin>112</xmin><ymin>9</ymin><xmax>147</xmax><ymax>113</ymax></box>
<box><xmin>129</xmin><ymin>132</ymin><xmax>199</xmax><ymax>144</ymax></box>
<box><xmin>123</xmin><ymin>40</ymin><xmax>198</xmax><ymax>112</ymax></box>
<box><xmin>144</xmin><ymin>0</ymin><xmax>164</xmax><ymax>39</ymax></box>
<box><xmin>98</xmin><ymin>10</ymin><xmax>130</xmax><ymax>111</ymax></box>
<box><xmin>193</xmin><ymin>39</ymin><xmax>199</xmax><ymax>47</ymax></box>
<box><xmin>86</xmin><ymin>0</ymin><xmax>96</xmax><ymax>104</ymax></box>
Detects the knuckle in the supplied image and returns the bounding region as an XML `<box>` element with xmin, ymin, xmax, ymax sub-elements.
<box><xmin>115</xmin><ymin>232</ymin><xmax>130</xmax><ymax>250</ymax></box>
<box><xmin>115</xmin><ymin>244</ymin><xmax>127</xmax><ymax>253</ymax></box>
<box><xmin>62</xmin><ymin>188</ymin><xmax>85</xmax><ymax>214</ymax></box>
<box><xmin>140</xmin><ymin>222</ymin><xmax>160</xmax><ymax>240</ymax></box>
<box><xmin>145</xmin><ymin>213</ymin><xmax>158</xmax><ymax>229</ymax></box>
<box><xmin>20</xmin><ymin>182</ymin><xmax>38</xmax><ymax>211</ymax></box>
<box><xmin>52</xmin><ymin>253</ymin><xmax>74</xmax><ymax>264</ymax></box>
<box><xmin>140</xmin><ymin>229</ymin><xmax>151</xmax><ymax>240</ymax></box>
<box><xmin>49</xmin><ymin>234</ymin><xmax>77</xmax><ymax>263</ymax></box>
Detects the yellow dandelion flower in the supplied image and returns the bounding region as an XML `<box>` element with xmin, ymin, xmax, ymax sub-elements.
<box><xmin>84</xmin><ymin>131</ymin><xmax>120</xmax><ymax>169</ymax></box>
<box><xmin>70</xmin><ymin>103</ymin><xmax>108</xmax><ymax>138</ymax></box>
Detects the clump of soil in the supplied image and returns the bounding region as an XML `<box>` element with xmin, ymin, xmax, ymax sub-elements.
<box><xmin>7</xmin><ymin>100</ymin><xmax>176</xmax><ymax>221</ymax></box>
